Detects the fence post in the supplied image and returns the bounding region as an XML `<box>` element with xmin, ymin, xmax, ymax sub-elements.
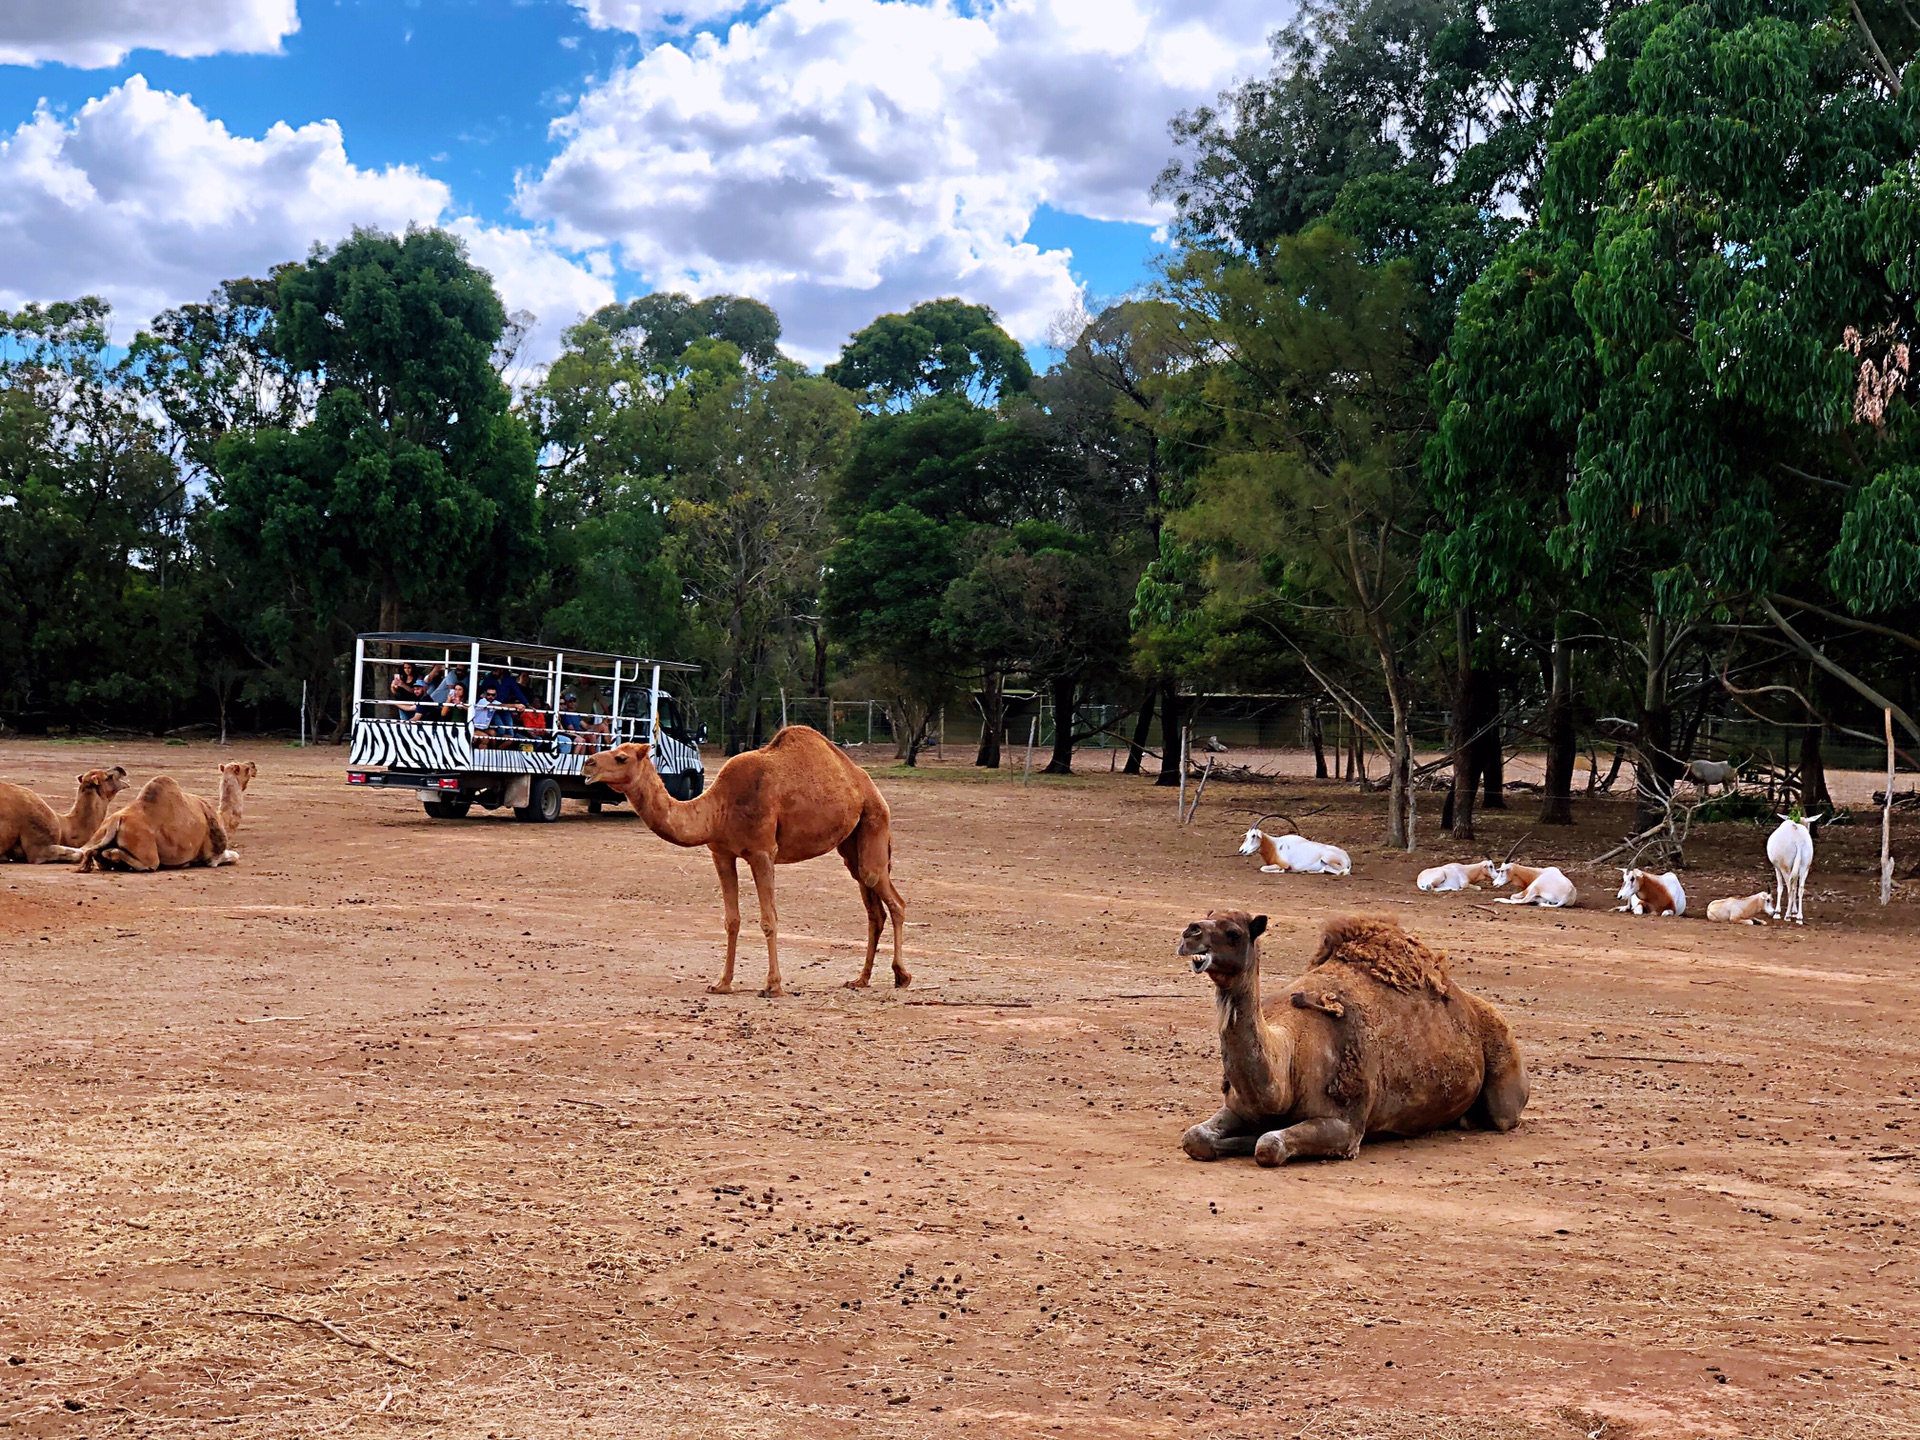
<box><xmin>300</xmin><ymin>680</ymin><xmax>308</xmax><ymax>748</ymax></box>
<box><xmin>1177</xmin><ymin>723</ymin><xmax>1190</xmax><ymax>818</ymax></box>
<box><xmin>1023</xmin><ymin>716</ymin><xmax>1038</xmax><ymax>786</ymax></box>
<box><xmin>1883</xmin><ymin>707</ymin><xmax>1896</xmax><ymax>906</ymax></box>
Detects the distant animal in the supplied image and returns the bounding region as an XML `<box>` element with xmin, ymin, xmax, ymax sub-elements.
<box><xmin>1496</xmin><ymin>864</ymin><xmax>1578</xmax><ymax>908</ymax></box>
<box><xmin>1614</xmin><ymin>868</ymin><xmax>1686</xmax><ymax>917</ymax></box>
<box><xmin>1202</xmin><ymin>735</ymin><xmax>1230</xmax><ymax>753</ymax></box>
<box><xmin>1766</xmin><ymin>813</ymin><xmax>1820</xmax><ymax>926</ymax></box>
<box><xmin>1706</xmin><ymin>892</ymin><xmax>1775</xmax><ymax>924</ymax></box>
<box><xmin>78</xmin><ymin>762</ymin><xmax>254</xmax><ymax>872</ymax></box>
<box><xmin>1417</xmin><ymin>859</ymin><xmax>1506</xmax><ymax>893</ymax></box>
<box><xmin>1176</xmin><ymin>912</ymin><xmax>1529</xmax><ymax>1165</ymax></box>
<box><xmin>1238</xmin><ymin>827</ymin><xmax>1351</xmax><ymax>876</ymax></box>
<box><xmin>0</xmin><ymin>767</ymin><xmax>128</xmax><ymax>863</ymax></box>
<box><xmin>1686</xmin><ymin>758</ymin><xmax>1740</xmax><ymax>793</ymax></box>
<box><xmin>583</xmin><ymin>726</ymin><xmax>907</xmax><ymax>997</ymax></box>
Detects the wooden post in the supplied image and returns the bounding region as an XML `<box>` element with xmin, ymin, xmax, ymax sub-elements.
<box><xmin>1177</xmin><ymin>723</ymin><xmax>1190</xmax><ymax>818</ymax></box>
<box><xmin>1883</xmin><ymin>707</ymin><xmax>1896</xmax><ymax>906</ymax></box>
<box><xmin>1023</xmin><ymin>716</ymin><xmax>1039</xmax><ymax>787</ymax></box>
<box><xmin>1185</xmin><ymin>755</ymin><xmax>1214</xmax><ymax>824</ymax></box>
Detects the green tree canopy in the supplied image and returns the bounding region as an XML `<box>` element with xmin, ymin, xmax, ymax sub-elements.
<box><xmin>826</xmin><ymin>298</ymin><xmax>1032</xmax><ymax>409</ymax></box>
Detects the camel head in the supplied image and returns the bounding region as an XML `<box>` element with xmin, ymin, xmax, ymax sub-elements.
<box><xmin>79</xmin><ymin>766</ymin><xmax>129</xmax><ymax>801</ymax></box>
<box><xmin>221</xmin><ymin>760</ymin><xmax>258</xmax><ymax>791</ymax></box>
<box><xmin>1177</xmin><ymin>910</ymin><xmax>1267</xmax><ymax>985</ymax></box>
<box><xmin>582</xmin><ymin>743</ymin><xmax>655</xmax><ymax>791</ymax></box>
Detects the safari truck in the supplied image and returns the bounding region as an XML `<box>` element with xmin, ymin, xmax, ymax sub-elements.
<box><xmin>345</xmin><ymin>632</ymin><xmax>705</xmax><ymax>821</ymax></box>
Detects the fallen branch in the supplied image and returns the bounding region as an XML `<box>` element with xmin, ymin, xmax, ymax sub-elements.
<box><xmin>1581</xmin><ymin>1053</ymin><xmax>1725</xmax><ymax>1065</ymax></box>
<box><xmin>236</xmin><ymin>1015</ymin><xmax>309</xmax><ymax>1025</ymax></box>
<box><xmin>224</xmin><ymin>1309</ymin><xmax>418</xmax><ymax>1369</ymax></box>
<box><xmin>902</xmin><ymin>999</ymin><xmax>1033</xmax><ymax>1009</ymax></box>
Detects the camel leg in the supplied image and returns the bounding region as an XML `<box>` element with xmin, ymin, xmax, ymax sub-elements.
<box><xmin>839</xmin><ymin>839</ymin><xmax>885</xmax><ymax>989</ymax></box>
<box><xmin>1182</xmin><ymin>1107</ymin><xmax>1262</xmax><ymax>1160</ymax></box>
<box><xmin>1253</xmin><ymin>1116</ymin><xmax>1363</xmax><ymax>1166</ymax></box>
<box><xmin>846</xmin><ymin>822</ymin><xmax>909</xmax><ymax>988</ymax></box>
<box><xmin>711</xmin><ymin>850</ymin><xmax>741</xmax><ymax>994</ymax></box>
<box><xmin>745</xmin><ymin>850</ymin><xmax>785</xmax><ymax>998</ymax></box>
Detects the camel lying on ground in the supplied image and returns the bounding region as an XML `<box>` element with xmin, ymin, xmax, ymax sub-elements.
<box><xmin>0</xmin><ymin>767</ymin><xmax>128</xmax><ymax>863</ymax></box>
<box><xmin>78</xmin><ymin>761</ymin><xmax>255</xmax><ymax>873</ymax></box>
<box><xmin>583</xmin><ymin>728</ymin><xmax>907</xmax><ymax>997</ymax></box>
<box><xmin>1177</xmin><ymin>912</ymin><xmax>1529</xmax><ymax>1165</ymax></box>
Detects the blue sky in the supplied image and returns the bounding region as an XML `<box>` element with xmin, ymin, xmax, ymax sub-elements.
<box><xmin>0</xmin><ymin>0</ymin><xmax>1271</xmax><ymax>363</ymax></box>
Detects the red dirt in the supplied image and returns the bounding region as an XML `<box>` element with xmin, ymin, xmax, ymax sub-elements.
<box><xmin>1</xmin><ymin>737</ymin><xmax>1917</xmax><ymax>1438</ymax></box>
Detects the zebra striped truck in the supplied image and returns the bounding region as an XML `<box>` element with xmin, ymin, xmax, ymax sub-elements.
<box><xmin>346</xmin><ymin>632</ymin><xmax>705</xmax><ymax>822</ymax></box>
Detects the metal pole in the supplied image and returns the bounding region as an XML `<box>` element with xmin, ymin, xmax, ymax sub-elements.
<box><xmin>781</xmin><ymin>686</ymin><xmax>788</xmax><ymax>731</ymax></box>
<box><xmin>350</xmin><ymin>637</ymin><xmax>365</xmax><ymax>736</ymax></box>
<box><xmin>611</xmin><ymin>663</ymin><xmax>623</xmax><ymax>744</ymax></box>
<box><xmin>1884</xmin><ymin>708</ymin><xmax>1896</xmax><ymax>906</ymax></box>
<box><xmin>650</xmin><ymin>665</ymin><xmax>662</xmax><ymax>746</ymax></box>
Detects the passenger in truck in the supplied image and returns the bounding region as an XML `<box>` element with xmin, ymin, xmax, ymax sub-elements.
<box><xmin>388</xmin><ymin>663</ymin><xmax>423</xmax><ymax>717</ymax></box>
<box><xmin>434</xmin><ymin>682</ymin><xmax>467</xmax><ymax>727</ymax></box>
<box><xmin>555</xmin><ymin>692</ymin><xmax>585</xmax><ymax>755</ymax></box>
<box><xmin>472</xmin><ymin>686</ymin><xmax>500</xmax><ymax>746</ymax></box>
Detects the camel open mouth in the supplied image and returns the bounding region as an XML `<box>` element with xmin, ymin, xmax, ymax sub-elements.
<box><xmin>1189</xmin><ymin>954</ymin><xmax>1211</xmax><ymax>973</ymax></box>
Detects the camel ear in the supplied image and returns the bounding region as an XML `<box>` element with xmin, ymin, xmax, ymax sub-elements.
<box><xmin>1249</xmin><ymin>915</ymin><xmax>1267</xmax><ymax>939</ymax></box>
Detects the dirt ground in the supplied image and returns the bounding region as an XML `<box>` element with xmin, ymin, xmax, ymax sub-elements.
<box><xmin>2</xmin><ymin>737</ymin><xmax>1919</xmax><ymax>1439</ymax></box>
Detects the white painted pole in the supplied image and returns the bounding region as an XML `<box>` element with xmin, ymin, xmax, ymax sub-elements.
<box><xmin>781</xmin><ymin>686</ymin><xmax>788</xmax><ymax>731</ymax></box>
<box><xmin>350</xmin><ymin>637</ymin><xmax>365</xmax><ymax>738</ymax></box>
<box><xmin>1023</xmin><ymin>715</ymin><xmax>1038</xmax><ymax>786</ymax></box>
<box><xmin>300</xmin><ymin>680</ymin><xmax>308</xmax><ymax>748</ymax></box>
<box><xmin>1883</xmin><ymin>708</ymin><xmax>1896</xmax><ymax>906</ymax></box>
<box><xmin>1177</xmin><ymin>723</ymin><xmax>1189</xmax><ymax>818</ymax></box>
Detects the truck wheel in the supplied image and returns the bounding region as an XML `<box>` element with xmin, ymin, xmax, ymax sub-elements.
<box><xmin>588</xmin><ymin>799</ymin><xmax>603</xmax><ymax>814</ymax></box>
<box><xmin>515</xmin><ymin>776</ymin><xmax>563</xmax><ymax>823</ymax></box>
<box><xmin>424</xmin><ymin>798</ymin><xmax>472</xmax><ymax>819</ymax></box>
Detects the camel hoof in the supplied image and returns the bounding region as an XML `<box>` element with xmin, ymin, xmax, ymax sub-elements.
<box><xmin>893</xmin><ymin>971</ymin><xmax>912</xmax><ymax>989</ymax></box>
<box><xmin>707</xmin><ymin>983</ymin><xmax>733</xmax><ymax>995</ymax></box>
<box><xmin>1253</xmin><ymin>1134</ymin><xmax>1287</xmax><ymax>1167</ymax></box>
<box><xmin>1181</xmin><ymin>1127</ymin><xmax>1221</xmax><ymax>1161</ymax></box>
<box><xmin>759</xmin><ymin>988</ymin><xmax>787</xmax><ymax>999</ymax></box>
<box><xmin>844</xmin><ymin>979</ymin><xmax>872</xmax><ymax>990</ymax></box>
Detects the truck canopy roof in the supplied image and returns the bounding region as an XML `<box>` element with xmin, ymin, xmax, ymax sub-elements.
<box><xmin>358</xmin><ymin>632</ymin><xmax>699</xmax><ymax>673</ymax></box>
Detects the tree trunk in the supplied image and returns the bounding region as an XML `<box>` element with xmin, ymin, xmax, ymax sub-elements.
<box><xmin>1541</xmin><ymin>631</ymin><xmax>1576</xmax><ymax>826</ymax></box>
<box><xmin>379</xmin><ymin>581</ymin><xmax>400</xmax><ymax>634</ymax></box>
<box><xmin>1386</xmin><ymin>681</ymin><xmax>1415</xmax><ymax>850</ymax></box>
<box><xmin>1634</xmin><ymin>614</ymin><xmax>1678</xmax><ymax>832</ymax></box>
<box><xmin>1448</xmin><ymin>607</ymin><xmax>1479</xmax><ymax>839</ymax></box>
<box><xmin>1155</xmin><ymin>682</ymin><xmax>1187</xmax><ymax>787</ymax></box>
<box><xmin>1474</xmin><ymin>672</ymin><xmax>1505</xmax><ymax>809</ymax></box>
<box><xmin>1044</xmin><ymin>672</ymin><xmax>1077</xmax><ymax>775</ymax></box>
<box><xmin>1306</xmin><ymin>701</ymin><xmax>1328</xmax><ymax>779</ymax></box>
<box><xmin>1123</xmin><ymin>687</ymin><xmax>1155</xmax><ymax>776</ymax></box>
<box><xmin>1799</xmin><ymin>723</ymin><xmax>1833</xmax><ymax>813</ymax></box>
<box><xmin>975</xmin><ymin>668</ymin><xmax>1004</xmax><ymax>769</ymax></box>
<box><xmin>811</xmin><ymin>625</ymin><xmax>828</xmax><ymax>696</ymax></box>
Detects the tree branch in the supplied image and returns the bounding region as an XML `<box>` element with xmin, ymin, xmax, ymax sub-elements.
<box><xmin>1759</xmin><ymin>595</ymin><xmax>1920</xmax><ymax>744</ymax></box>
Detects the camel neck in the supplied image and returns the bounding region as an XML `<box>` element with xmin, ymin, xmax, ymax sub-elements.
<box><xmin>219</xmin><ymin>781</ymin><xmax>246</xmax><ymax>831</ymax></box>
<box><xmin>62</xmin><ymin>785</ymin><xmax>111</xmax><ymax>845</ymax></box>
<box><xmin>1216</xmin><ymin>952</ymin><xmax>1291</xmax><ymax>1116</ymax></box>
<box><xmin>626</xmin><ymin>764</ymin><xmax>711</xmax><ymax>848</ymax></box>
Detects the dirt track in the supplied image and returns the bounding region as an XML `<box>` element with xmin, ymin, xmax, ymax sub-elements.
<box><xmin>2</xmin><ymin>737</ymin><xmax>1918</xmax><ymax>1439</ymax></box>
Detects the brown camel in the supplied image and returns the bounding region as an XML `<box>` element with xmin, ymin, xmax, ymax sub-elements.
<box><xmin>1176</xmin><ymin>911</ymin><xmax>1529</xmax><ymax>1165</ymax></box>
<box><xmin>78</xmin><ymin>761</ymin><xmax>255</xmax><ymax>873</ymax></box>
<box><xmin>582</xmin><ymin>726</ymin><xmax>907</xmax><ymax>997</ymax></box>
<box><xmin>0</xmin><ymin>767</ymin><xmax>128</xmax><ymax>863</ymax></box>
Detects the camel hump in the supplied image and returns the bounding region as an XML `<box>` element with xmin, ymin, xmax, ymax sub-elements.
<box><xmin>1309</xmin><ymin>915</ymin><xmax>1452</xmax><ymax>997</ymax></box>
<box><xmin>137</xmin><ymin>775</ymin><xmax>185</xmax><ymax>802</ymax></box>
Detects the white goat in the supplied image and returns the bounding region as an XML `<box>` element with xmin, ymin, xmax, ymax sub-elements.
<box><xmin>1766</xmin><ymin>814</ymin><xmax>1820</xmax><ymax>925</ymax></box>
<box><xmin>1687</xmin><ymin>758</ymin><xmax>1739</xmax><ymax>794</ymax></box>
<box><xmin>1614</xmin><ymin>868</ymin><xmax>1686</xmax><ymax>916</ymax></box>
<box><xmin>1417</xmin><ymin>859</ymin><xmax>1507</xmax><ymax>893</ymax></box>
<box><xmin>1706</xmin><ymin>892</ymin><xmax>1776</xmax><ymax>924</ymax></box>
<box><xmin>1238</xmin><ymin>828</ymin><xmax>1352</xmax><ymax>876</ymax></box>
<box><xmin>1497</xmin><ymin>864</ymin><xmax>1578</xmax><ymax>908</ymax></box>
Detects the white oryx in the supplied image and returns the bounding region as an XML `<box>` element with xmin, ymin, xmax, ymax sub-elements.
<box><xmin>1615</xmin><ymin>868</ymin><xmax>1686</xmax><ymax>917</ymax></box>
<box><xmin>1239</xmin><ymin>826</ymin><xmax>1352</xmax><ymax>876</ymax></box>
<box><xmin>1497</xmin><ymin>864</ymin><xmax>1578</xmax><ymax>908</ymax></box>
<box><xmin>1706</xmin><ymin>892</ymin><xmax>1776</xmax><ymax>924</ymax></box>
<box><xmin>1766</xmin><ymin>814</ymin><xmax>1820</xmax><ymax>925</ymax></box>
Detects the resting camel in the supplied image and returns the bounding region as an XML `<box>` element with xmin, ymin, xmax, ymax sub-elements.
<box><xmin>78</xmin><ymin>761</ymin><xmax>255</xmax><ymax>873</ymax></box>
<box><xmin>1177</xmin><ymin>912</ymin><xmax>1529</xmax><ymax>1165</ymax></box>
<box><xmin>0</xmin><ymin>767</ymin><xmax>128</xmax><ymax>863</ymax></box>
<box><xmin>582</xmin><ymin>727</ymin><xmax>906</xmax><ymax>997</ymax></box>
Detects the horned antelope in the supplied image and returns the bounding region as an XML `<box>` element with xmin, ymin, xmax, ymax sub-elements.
<box><xmin>1614</xmin><ymin>868</ymin><xmax>1686</xmax><ymax>917</ymax></box>
<box><xmin>1497</xmin><ymin>865</ymin><xmax>1578</xmax><ymax>908</ymax></box>
<box><xmin>1417</xmin><ymin>859</ymin><xmax>1507</xmax><ymax>892</ymax></box>
<box><xmin>1766</xmin><ymin>813</ymin><xmax>1820</xmax><ymax>925</ymax></box>
<box><xmin>1706</xmin><ymin>892</ymin><xmax>1775</xmax><ymax>924</ymax></box>
<box><xmin>1238</xmin><ymin>822</ymin><xmax>1351</xmax><ymax>876</ymax></box>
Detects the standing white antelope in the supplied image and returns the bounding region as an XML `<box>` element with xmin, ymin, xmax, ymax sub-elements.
<box><xmin>1766</xmin><ymin>814</ymin><xmax>1820</xmax><ymax>925</ymax></box>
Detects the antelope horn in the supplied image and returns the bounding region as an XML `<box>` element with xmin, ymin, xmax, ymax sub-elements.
<box><xmin>1249</xmin><ymin>812</ymin><xmax>1299</xmax><ymax>836</ymax></box>
<box><xmin>1502</xmin><ymin>831</ymin><xmax>1533</xmax><ymax>865</ymax></box>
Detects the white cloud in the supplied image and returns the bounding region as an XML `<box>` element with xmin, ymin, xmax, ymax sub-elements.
<box><xmin>0</xmin><ymin>0</ymin><xmax>299</xmax><ymax>69</ymax></box>
<box><xmin>572</xmin><ymin>0</ymin><xmax>761</xmax><ymax>32</ymax></box>
<box><xmin>0</xmin><ymin>77</ymin><xmax>613</xmax><ymax>365</ymax></box>
<box><xmin>525</xmin><ymin>0</ymin><xmax>1277</xmax><ymax>361</ymax></box>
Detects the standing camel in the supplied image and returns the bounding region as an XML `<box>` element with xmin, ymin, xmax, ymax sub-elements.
<box><xmin>583</xmin><ymin>726</ymin><xmax>908</xmax><ymax>997</ymax></box>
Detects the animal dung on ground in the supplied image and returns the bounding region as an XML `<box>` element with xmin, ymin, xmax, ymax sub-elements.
<box><xmin>1174</xmin><ymin>911</ymin><xmax>1528</xmax><ymax>1166</ymax></box>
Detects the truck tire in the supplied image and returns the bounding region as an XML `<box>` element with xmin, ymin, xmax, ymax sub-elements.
<box><xmin>514</xmin><ymin>776</ymin><xmax>563</xmax><ymax>823</ymax></box>
<box><xmin>423</xmin><ymin>798</ymin><xmax>472</xmax><ymax>819</ymax></box>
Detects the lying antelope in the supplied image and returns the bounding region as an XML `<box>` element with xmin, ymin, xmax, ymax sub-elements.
<box><xmin>1496</xmin><ymin>864</ymin><xmax>1578</xmax><ymax>908</ymax></box>
<box><xmin>1238</xmin><ymin>828</ymin><xmax>1351</xmax><ymax>876</ymax></box>
<box><xmin>1766</xmin><ymin>814</ymin><xmax>1819</xmax><ymax>925</ymax></box>
<box><xmin>1614</xmin><ymin>868</ymin><xmax>1686</xmax><ymax>917</ymax></box>
<box><xmin>1706</xmin><ymin>892</ymin><xmax>1775</xmax><ymax>924</ymax></box>
<box><xmin>1417</xmin><ymin>859</ymin><xmax>1506</xmax><ymax>893</ymax></box>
